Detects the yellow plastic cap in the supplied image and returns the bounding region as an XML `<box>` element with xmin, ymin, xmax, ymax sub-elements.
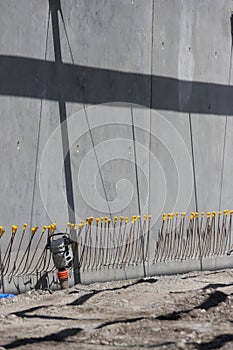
<box><xmin>0</xmin><ymin>226</ymin><xmax>4</xmax><ymax>237</ymax></box>
<box><xmin>51</xmin><ymin>223</ymin><xmax>56</xmax><ymax>231</ymax></box>
<box><xmin>0</xmin><ymin>227</ymin><xmax>5</xmax><ymax>237</ymax></box>
<box><xmin>88</xmin><ymin>217</ymin><xmax>94</xmax><ymax>225</ymax></box>
<box><xmin>12</xmin><ymin>225</ymin><xmax>18</xmax><ymax>234</ymax></box>
<box><xmin>31</xmin><ymin>226</ymin><xmax>39</xmax><ymax>235</ymax></box>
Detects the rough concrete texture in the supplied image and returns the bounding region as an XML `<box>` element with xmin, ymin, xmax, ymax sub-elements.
<box><xmin>0</xmin><ymin>0</ymin><xmax>233</xmax><ymax>289</ymax></box>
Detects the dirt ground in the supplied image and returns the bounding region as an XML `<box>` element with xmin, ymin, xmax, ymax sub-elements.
<box><xmin>1</xmin><ymin>269</ymin><xmax>233</xmax><ymax>349</ymax></box>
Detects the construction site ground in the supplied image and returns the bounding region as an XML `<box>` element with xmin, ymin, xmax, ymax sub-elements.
<box><xmin>1</xmin><ymin>268</ymin><xmax>233</xmax><ymax>349</ymax></box>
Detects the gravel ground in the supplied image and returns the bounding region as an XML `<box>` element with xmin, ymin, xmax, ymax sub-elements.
<box><xmin>1</xmin><ymin>269</ymin><xmax>233</xmax><ymax>349</ymax></box>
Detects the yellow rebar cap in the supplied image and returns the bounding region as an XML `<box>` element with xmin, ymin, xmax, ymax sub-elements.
<box><xmin>12</xmin><ymin>225</ymin><xmax>18</xmax><ymax>234</ymax></box>
<box><xmin>0</xmin><ymin>226</ymin><xmax>5</xmax><ymax>237</ymax></box>
<box><xmin>31</xmin><ymin>226</ymin><xmax>39</xmax><ymax>235</ymax></box>
<box><xmin>51</xmin><ymin>223</ymin><xmax>56</xmax><ymax>232</ymax></box>
<box><xmin>132</xmin><ymin>216</ymin><xmax>137</xmax><ymax>223</ymax></box>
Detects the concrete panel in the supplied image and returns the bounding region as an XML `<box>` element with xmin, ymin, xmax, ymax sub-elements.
<box><xmin>31</xmin><ymin>1</ymin><xmax>77</xmax><ymax>230</ymax></box>
<box><xmin>219</xmin><ymin>117</ymin><xmax>233</xmax><ymax>210</ymax></box>
<box><xmin>186</xmin><ymin>1</ymin><xmax>231</xmax><ymax>213</ymax></box>
<box><xmin>61</xmin><ymin>0</ymin><xmax>153</xmax><ymax>223</ymax></box>
<box><xmin>0</xmin><ymin>0</ymin><xmax>49</xmax><ymax>253</ymax></box>
<box><xmin>61</xmin><ymin>0</ymin><xmax>153</xmax><ymax>73</ymax></box>
<box><xmin>68</xmin><ymin>104</ymin><xmax>151</xmax><ymax>222</ymax></box>
<box><xmin>151</xmin><ymin>0</ymin><xmax>197</xmax><ymax>233</ymax></box>
<box><xmin>31</xmin><ymin>100</ymin><xmax>69</xmax><ymax>230</ymax></box>
<box><xmin>218</xmin><ymin>45</ymin><xmax>233</xmax><ymax>211</ymax></box>
<box><xmin>0</xmin><ymin>0</ymin><xmax>48</xmax><ymax>58</ymax></box>
<box><xmin>191</xmin><ymin>114</ymin><xmax>226</xmax><ymax>212</ymax></box>
<box><xmin>187</xmin><ymin>0</ymin><xmax>231</xmax><ymax>213</ymax></box>
<box><xmin>152</xmin><ymin>0</ymin><xmax>232</xmax><ymax>217</ymax></box>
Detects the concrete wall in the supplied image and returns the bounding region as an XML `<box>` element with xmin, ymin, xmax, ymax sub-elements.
<box><xmin>0</xmin><ymin>0</ymin><xmax>233</xmax><ymax>290</ymax></box>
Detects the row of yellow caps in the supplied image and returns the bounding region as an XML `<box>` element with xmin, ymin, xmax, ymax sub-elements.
<box><xmin>0</xmin><ymin>223</ymin><xmax>57</xmax><ymax>237</ymax></box>
<box><xmin>66</xmin><ymin>215</ymin><xmax>152</xmax><ymax>229</ymax></box>
<box><xmin>163</xmin><ymin>210</ymin><xmax>233</xmax><ymax>221</ymax></box>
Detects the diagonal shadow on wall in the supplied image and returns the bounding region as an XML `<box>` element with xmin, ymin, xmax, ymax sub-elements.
<box><xmin>0</xmin><ymin>54</ymin><xmax>233</xmax><ymax>115</ymax></box>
